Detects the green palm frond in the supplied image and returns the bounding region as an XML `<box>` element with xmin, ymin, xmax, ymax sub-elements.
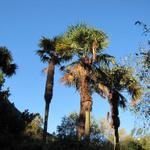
<box><xmin>61</xmin><ymin>60</ymin><xmax>81</xmax><ymax>71</ymax></box>
<box><xmin>39</xmin><ymin>37</ymin><xmax>55</xmax><ymax>51</ymax></box>
<box><xmin>95</xmin><ymin>64</ymin><xmax>143</xmax><ymax>107</ymax></box>
<box><xmin>36</xmin><ymin>49</ymin><xmax>50</xmax><ymax>63</ymax></box>
<box><xmin>127</xmin><ymin>79</ymin><xmax>143</xmax><ymax>101</ymax></box>
<box><xmin>3</xmin><ymin>64</ymin><xmax>17</xmax><ymax>77</ymax></box>
<box><xmin>65</xmin><ymin>23</ymin><xmax>109</xmax><ymax>55</ymax></box>
<box><xmin>37</xmin><ymin>36</ymin><xmax>73</xmax><ymax>64</ymax></box>
<box><xmin>0</xmin><ymin>47</ymin><xmax>13</xmax><ymax>63</ymax></box>
<box><xmin>0</xmin><ymin>47</ymin><xmax>17</xmax><ymax>77</ymax></box>
<box><xmin>116</xmin><ymin>91</ymin><xmax>127</xmax><ymax>108</ymax></box>
<box><xmin>55</xmin><ymin>36</ymin><xmax>73</xmax><ymax>52</ymax></box>
<box><xmin>96</xmin><ymin>54</ymin><xmax>116</xmax><ymax>67</ymax></box>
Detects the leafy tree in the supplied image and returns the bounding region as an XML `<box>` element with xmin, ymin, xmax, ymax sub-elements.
<box><xmin>56</xmin><ymin>112</ymin><xmax>104</xmax><ymax>143</ymax></box>
<box><xmin>57</xmin><ymin>112</ymin><xmax>78</xmax><ymax>139</ymax></box>
<box><xmin>24</xmin><ymin>112</ymin><xmax>43</xmax><ymax>139</ymax></box>
<box><xmin>123</xmin><ymin>21</ymin><xmax>150</xmax><ymax>135</ymax></box>
<box><xmin>37</xmin><ymin>36</ymin><xmax>73</xmax><ymax>143</ymax></box>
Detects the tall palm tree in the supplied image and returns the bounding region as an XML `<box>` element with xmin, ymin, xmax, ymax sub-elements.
<box><xmin>61</xmin><ymin>24</ymin><xmax>114</xmax><ymax>139</ymax></box>
<box><xmin>37</xmin><ymin>36</ymin><xmax>73</xmax><ymax>143</ymax></box>
<box><xmin>62</xmin><ymin>24</ymin><xmax>110</xmax><ymax>140</ymax></box>
<box><xmin>95</xmin><ymin>66</ymin><xmax>142</xmax><ymax>149</ymax></box>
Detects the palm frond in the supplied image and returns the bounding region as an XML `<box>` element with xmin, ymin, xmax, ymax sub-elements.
<box><xmin>36</xmin><ymin>49</ymin><xmax>50</xmax><ymax>63</ymax></box>
<box><xmin>0</xmin><ymin>47</ymin><xmax>17</xmax><ymax>77</ymax></box>
<box><xmin>4</xmin><ymin>64</ymin><xmax>17</xmax><ymax>77</ymax></box>
<box><xmin>116</xmin><ymin>91</ymin><xmax>127</xmax><ymax>109</ymax></box>
<box><xmin>65</xmin><ymin>23</ymin><xmax>109</xmax><ymax>55</ymax></box>
<box><xmin>0</xmin><ymin>47</ymin><xmax>13</xmax><ymax>63</ymax></box>
<box><xmin>96</xmin><ymin>54</ymin><xmax>116</xmax><ymax>66</ymax></box>
<box><xmin>39</xmin><ymin>37</ymin><xmax>55</xmax><ymax>51</ymax></box>
<box><xmin>98</xmin><ymin>83</ymin><xmax>110</xmax><ymax>97</ymax></box>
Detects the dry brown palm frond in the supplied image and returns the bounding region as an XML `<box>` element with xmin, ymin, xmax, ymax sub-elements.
<box><xmin>61</xmin><ymin>73</ymin><xmax>75</xmax><ymax>86</ymax></box>
<box><xmin>98</xmin><ymin>83</ymin><xmax>110</xmax><ymax>97</ymax></box>
<box><xmin>69</xmin><ymin>65</ymin><xmax>87</xmax><ymax>78</ymax></box>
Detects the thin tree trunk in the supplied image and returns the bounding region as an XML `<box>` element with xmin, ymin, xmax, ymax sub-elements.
<box><xmin>85</xmin><ymin>110</ymin><xmax>90</xmax><ymax>140</ymax></box>
<box><xmin>114</xmin><ymin>128</ymin><xmax>119</xmax><ymax>144</ymax></box>
<box><xmin>43</xmin><ymin>102</ymin><xmax>50</xmax><ymax>143</ymax></box>
<box><xmin>114</xmin><ymin>128</ymin><xmax>120</xmax><ymax>150</ymax></box>
<box><xmin>108</xmin><ymin>91</ymin><xmax>120</xmax><ymax>150</ymax></box>
<box><xmin>43</xmin><ymin>60</ymin><xmax>55</xmax><ymax>144</ymax></box>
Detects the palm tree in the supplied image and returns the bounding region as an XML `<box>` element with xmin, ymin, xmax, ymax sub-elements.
<box><xmin>37</xmin><ymin>36</ymin><xmax>73</xmax><ymax>143</ymax></box>
<box><xmin>96</xmin><ymin>66</ymin><xmax>142</xmax><ymax>149</ymax></box>
<box><xmin>61</xmin><ymin>24</ymin><xmax>116</xmax><ymax>140</ymax></box>
<box><xmin>0</xmin><ymin>46</ymin><xmax>17</xmax><ymax>103</ymax></box>
<box><xmin>0</xmin><ymin>47</ymin><xmax>17</xmax><ymax>77</ymax></box>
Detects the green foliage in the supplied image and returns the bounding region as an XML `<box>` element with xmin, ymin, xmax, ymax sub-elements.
<box><xmin>22</xmin><ymin>110</ymin><xmax>43</xmax><ymax>139</ymax></box>
<box><xmin>124</xmin><ymin>22</ymin><xmax>150</xmax><ymax>135</ymax></box>
<box><xmin>56</xmin><ymin>112</ymin><xmax>105</xmax><ymax>142</ymax></box>
<box><xmin>0</xmin><ymin>46</ymin><xmax>17</xmax><ymax>77</ymax></box>
<box><xmin>37</xmin><ymin>36</ymin><xmax>73</xmax><ymax>64</ymax></box>
<box><xmin>95</xmin><ymin>64</ymin><xmax>142</xmax><ymax>110</ymax></box>
<box><xmin>57</xmin><ymin>112</ymin><xmax>78</xmax><ymax>138</ymax></box>
<box><xmin>64</xmin><ymin>24</ymin><xmax>108</xmax><ymax>57</ymax></box>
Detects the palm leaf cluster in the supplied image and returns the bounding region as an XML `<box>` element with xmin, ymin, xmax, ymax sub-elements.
<box><xmin>96</xmin><ymin>66</ymin><xmax>142</xmax><ymax>107</ymax></box>
<box><xmin>64</xmin><ymin>24</ymin><xmax>108</xmax><ymax>60</ymax></box>
<box><xmin>37</xmin><ymin>36</ymin><xmax>73</xmax><ymax>65</ymax></box>
<box><xmin>0</xmin><ymin>47</ymin><xmax>17</xmax><ymax>77</ymax></box>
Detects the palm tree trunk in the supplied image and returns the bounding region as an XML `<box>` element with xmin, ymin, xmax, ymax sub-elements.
<box><xmin>43</xmin><ymin>60</ymin><xmax>55</xmax><ymax>144</ymax></box>
<box><xmin>114</xmin><ymin>128</ymin><xmax>120</xmax><ymax>150</ymax></box>
<box><xmin>43</xmin><ymin>102</ymin><xmax>50</xmax><ymax>143</ymax></box>
<box><xmin>85</xmin><ymin>110</ymin><xmax>90</xmax><ymax>140</ymax></box>
<box><xmin>108</xmin><ymin>91</ymin><xmax>120</xmax><ymax>150</ymax></box>
<box><xmin>77</xmin><ymin>107</ymin><xmax>85</xmax><ymax>140</ymax></box>
<box><xmin>114</xmin><ymin>128</ymin><xmax>119</xmax><ymax>144</ymax></box>
<box><xmin>77</xmin><ymin>73</ymin><xmax>92</xmax><ymax>141</ymax></box>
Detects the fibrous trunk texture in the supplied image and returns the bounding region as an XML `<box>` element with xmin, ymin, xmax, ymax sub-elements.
<box><xmin>43</xmin><ymin>60</ymin><xmax>55</xmax><ymax>143</ymax></box>
<box><xmin>108</xmin><ymin>91</ymin><xmax>120</xmax><ymax>149</ymax></box>
<box><xmin>77</xmin><ymin>73</ymin><xmax>92</xmax><ymax>141</ymax></box>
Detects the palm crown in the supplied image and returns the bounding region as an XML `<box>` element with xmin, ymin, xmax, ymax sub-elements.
<box><xmin>96</xmin><ymin>66</ymin><xmax>143</xmax><ymax>107</ymax></box>
<box><xmin>37</xmin><ymin>36</ymin><xmax>73</xmax><ymax>65</ymax></box>
<box><xmin>0</xmin><ymin>47</ymin><xmax>17</xmax><ymax>77</ymax></box>
<box><xmin>64</xmin><ymin>24</ymin><xmax>108</xmax><ymax>60</ymax></box>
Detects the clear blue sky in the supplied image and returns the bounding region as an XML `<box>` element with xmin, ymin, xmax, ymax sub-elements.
<box><xmin>0</xmin><ymin>0</ymin><xmax>149</xmax><ymax>134</ymax></box>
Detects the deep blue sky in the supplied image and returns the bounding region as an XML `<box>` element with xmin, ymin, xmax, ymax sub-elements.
<box><xmin>0</xmin><ymin>0</ymin><xmax>149</xmax><ymax>134</ymax></box>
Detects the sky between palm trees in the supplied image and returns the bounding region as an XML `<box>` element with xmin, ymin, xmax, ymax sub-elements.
<box><xmin>0</xmin><ymin>0</ymin><xmax>149</xmax><ymax>134</ymax></box>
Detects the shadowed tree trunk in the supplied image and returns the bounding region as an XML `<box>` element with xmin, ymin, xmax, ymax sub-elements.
<box><xmin>108</xmin><ymin>90</ymin><xmax>120</xmax><ymax>150</ymax></box>
<box><xmin>43</xmin><ymin>59</ymin><xmax>55</xmax><ymax>143</ymax></box>
<box><xmin>77</xmin><ymin>102</ymin><xmax>85</xmax><ymax>140</ymax></box>
<box><xmin>77</xmin><ymin>74</ymin><xmax>92</xmax><ymax>141</ymax></box>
